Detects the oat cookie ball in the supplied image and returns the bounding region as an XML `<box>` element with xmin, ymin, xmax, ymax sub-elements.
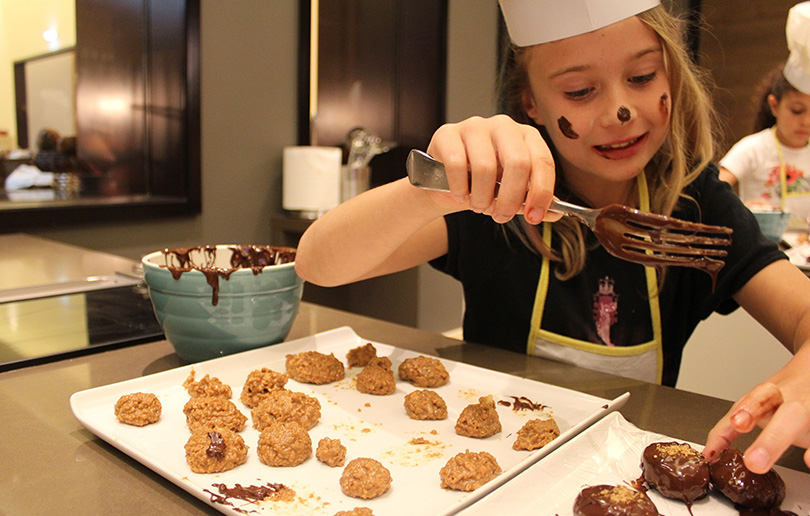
<box><xmin>455</xmin><ymin>395</ymin><xmax>501</xmax><ymax>438</ymax></box>
<box><xmin>251</xmin><ymin>389</ymin><xmax>321</xmax><ymax>431</ymax></box>
<box><xmin>114</xmin><ymin>392</ymin><xmax>161</xmax><ymax>426</ymax></box>
<box><xmin>240</xmin><ymin>367</ymin><xmax>289</xmax><ymax>408</ymax></box>
<box><xmin>334</xmin><ymin>508</ymin><xmax>374</xmax><ymax>516</ymax></box>
<box><xmin>439</xmin><ymin>450</ymin><xmax>501</xmax><ymax>491</ymax></box>
<box><xmin>397</xmin><ymin>356</ymin><xmax>449</xmax><ymax>388</ymax></box>
<box><xmin>183</xmin><ymin>371</ymin><xmax>232</xmax><ymax>399</ymax></box>
<box><xmin>355</xmin><ymin>360</ymin><xmax>396</xmax><ymax>395</ymax></box>
<box><xmin>512</xmin><ymin>417</ymin><xmax>560</xmax><ymax>451</ymax></box>
<box><xmin>184</xmin><ymin>427</ymin><xmax>248</xmax><ymax>473</ymax></box>
<box><xmin>286</xmin><ymin>351</ymin><xmax>345</xmax><ymax>385</ymax></box>
<box><xmin>183</xmin><ymin>396</ymin><xmax>247</xmax><ymax>432</ymax></box>
<box><xmin>316</xmin><ymin>437</ymin><xmax>347</xmax><ymax>467</ymax></box>
<box><xmin>257</xmin><ymin>420</ymin><xmax>312</xmax><ymax>467</ymax></box>
<box><xmin>340</xmin><ymin>458</ymin><xmax>392</xmax><ymax>499</ymax></box>
<box><xmin>403</xmin><ymin>389</ymin><xmax>448</xmax><ymax>420</ymax></box>
<box><xmin>346</xmin><ymin>342</ymin><xmax>378</xmax><ymax>368</ymax></box>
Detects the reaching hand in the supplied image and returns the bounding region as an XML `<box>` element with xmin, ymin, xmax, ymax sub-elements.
<box><xmin>704</xmin><ymin>380</ymin><xmax>810</xmax><ymax>473</ymax></box>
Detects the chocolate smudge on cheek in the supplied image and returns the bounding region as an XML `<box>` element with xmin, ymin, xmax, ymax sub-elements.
<box><xmin>660</xmin><ymin>93</ymin><xmax>669</xmax><ymax>118</ymax></box>
<box><xmin>557</xmin><ymin>116</ymin><xmax>579</xmax><ymax>139</ymax></box>
<box><xmin>617</xmin><ymin>106</ymin><xmax>631</xmax><ymax>123</ymax></box>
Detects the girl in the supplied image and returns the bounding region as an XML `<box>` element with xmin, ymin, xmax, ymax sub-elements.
<box><xmin>719</xmin><ymin>63</ymin><xmax>810</xmax><ymax>227</ymax></box>
<box><xmin>295</xmin><ymin>1</ymin><xmax>810</xmax><ymax>473</ymax></box>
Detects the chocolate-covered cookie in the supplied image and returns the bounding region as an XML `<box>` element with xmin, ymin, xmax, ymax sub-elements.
<box><xmin>709</xmin><ymin>448</ymin><xmax>785</xmax><ymax>509</ymax></box>
<box><xmin>573</xmin><ymin>485</ymin><xmax>659</xmax><ymax>516</ymax></box>
<box><xmin>641</xmin><ymin>441</ymin><xmax>709</xmax><ymax>503</ymax></box>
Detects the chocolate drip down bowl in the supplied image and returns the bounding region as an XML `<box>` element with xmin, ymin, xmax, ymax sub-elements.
<box><xmin>142</xmin><ymin>245</ymin><xmax>303</xmax><ymax>362</ymax></box>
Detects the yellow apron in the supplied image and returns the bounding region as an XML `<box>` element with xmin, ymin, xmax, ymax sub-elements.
<box><xmin>774</xmin><ymin>127</ymin><xmax>810</xmax><ymax>229</ymax></box>
<box><xmin>526</xmin><ymin>174</ymin><xmax>664</xmax><ymax>383</ymax></box>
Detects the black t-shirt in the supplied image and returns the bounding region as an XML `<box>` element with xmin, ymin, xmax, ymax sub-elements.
<box><xmin>430</xmin><ymin>164</ymin><xmax>786</xmax><ymax>386</ymax></box>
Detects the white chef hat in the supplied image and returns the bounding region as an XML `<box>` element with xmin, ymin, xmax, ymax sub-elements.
<box><xmin>784</xmin><ymin>2</ymin><xmax>810</xmax><ymax>95</ymax></box>
<box><xmin>499</xmin><ymin>0</ymin><xmax>661</xmax><ymax>47</ymax></box>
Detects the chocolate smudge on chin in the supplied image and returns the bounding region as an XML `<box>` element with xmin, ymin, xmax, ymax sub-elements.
<box><xmin>617</xmin><ymin>106</ymin><xmax>631</xmax><ymax>123</ymax></box>
<box><xmin>557</xmin><ymin>116</ymin><xmax>579</xmax><ymax>139</ymax></box>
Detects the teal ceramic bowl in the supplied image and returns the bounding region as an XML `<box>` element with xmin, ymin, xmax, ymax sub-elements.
<box><xmin>752</xmin><ymin>209</ymin><xmax>791</xmax><ymax>242</ymax></box>
<box><xmin>142</xmin><ymin>245</ymin><xmax>304</xmax><ymax>363</ymax></box>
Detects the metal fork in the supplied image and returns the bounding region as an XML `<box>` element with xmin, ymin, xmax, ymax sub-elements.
<box><xmin>406</xmin><ymin>149</ymin><xmax>733</xmax><ymax>273</ymax></box>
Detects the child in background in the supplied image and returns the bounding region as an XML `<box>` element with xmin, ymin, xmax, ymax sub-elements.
<box><xmin>718</xmin><ymin>64</ymin><xmax>810</xmax><ymax>226</ymax></box>
<box><xmin>719</xmin><ymin>8</ymin><xmax>810</xmax><ymax>230</ymax></box>
<box><xmin>295</xmin><ymin>0</ymin><xmax>810</xmax><ymax>474</ymax></box>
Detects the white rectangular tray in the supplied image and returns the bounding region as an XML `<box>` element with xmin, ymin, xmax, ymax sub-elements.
<box><xmin>458</xmin><ymin>411</ymin><xmax>810</xmax><ymax>516</ymax></box>
<box><xmin>70</xmin><ymin>327</ymin><xmax>628</xmax><ymax>516</ymax></box>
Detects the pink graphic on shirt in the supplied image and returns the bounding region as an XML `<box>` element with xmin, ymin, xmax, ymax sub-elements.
<box><xmin>593</xmin><ymin>276</ymin><xmax>619</xmax><ymax>346</ymax></box>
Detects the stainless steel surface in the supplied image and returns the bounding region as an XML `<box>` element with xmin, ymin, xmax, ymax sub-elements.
<box><xmin>0</xmin><ymin>301</ymin><xmax>807</xmax><ymax>515</ymax></box>
<box><xmin>0</xmin><ymin>274</ymin><xmax>142</xmax><ymax>304</ymax></box>
<box><xmin>0</xmin><ymin>233</ymin><xmax>138</xmax><ymax>291</ymax></box>
<box><xmin>406</xmin><ymin>149</ymin><xmax>733</xmax><ymax>267</ymax></box>
<box><xmin>0</xmin><ymin>234</ymin><xmax>161</xmax><ymax>371</ymax></box>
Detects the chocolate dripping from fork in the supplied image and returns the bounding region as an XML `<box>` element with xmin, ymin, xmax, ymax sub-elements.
<box><xmin>590</xmin><ymin>208</ymin><xmax>729</xmax><ymax>291</ymax></box>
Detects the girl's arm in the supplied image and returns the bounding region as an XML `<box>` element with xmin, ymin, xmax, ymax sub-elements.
<box><xmin>294</xmin><ymin>178</ymin><xmax>454</xmax><ymax>286</ymax></box>
<box><xmin>295</xmin><ymin>115</ymin><xmax>556</xmax><ymax>287</ymax></box>
<box><xmin>718</xmin><ymin>166</ymin><xmax>739</xmax><ymax>194</ymax></box>
<box><xmin>704</xmin><ymin>260</ymin><xmax>810</xmax><ymax>472</ymax></box>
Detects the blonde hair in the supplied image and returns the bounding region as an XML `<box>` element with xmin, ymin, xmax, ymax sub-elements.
<box><xmin>499</xmin><ymin>6</ymin><xmax>719</xmax><ymax>280</ymax></box>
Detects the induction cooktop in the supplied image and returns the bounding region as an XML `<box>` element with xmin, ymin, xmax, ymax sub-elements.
<box><xmin>0</xmin><ymin>284</ymin><xmax>163</xmax><ymax>372</ymax></box>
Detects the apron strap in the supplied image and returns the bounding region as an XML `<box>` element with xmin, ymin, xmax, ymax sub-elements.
<box><xmin>527</xmin><ymin>172</ymin><xmax>664</xmax><ymax>384</ymax></box>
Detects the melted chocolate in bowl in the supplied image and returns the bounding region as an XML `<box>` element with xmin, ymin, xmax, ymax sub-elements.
<box><xmin>709</xmin><ymin>448</ymin><xmax>786</xmax><ymax>510</ymax></box>
<box><xmin>641</xmin><ymin>442</ymin><xmax>710</xmax><ymax>506</ymax></box>
<box><xmin>160</xmin><ymin>245</ymin><xmax>296</xmax><ymax>305</ymax></box>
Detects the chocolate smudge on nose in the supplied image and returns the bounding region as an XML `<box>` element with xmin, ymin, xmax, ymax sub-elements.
<box><xmin>660</xmin><ymin>93</ymin><xmax>669</xmax><ymax>117</ymax></box>
<box><xmin>617</xmin><ymin>106</ymin><xmax>631</xmax><ymax>123</ymax></box>
<box><xmin>557</xmin><ymin>116</ymin><xmax>579</xmax><ymax>139</ymax></box>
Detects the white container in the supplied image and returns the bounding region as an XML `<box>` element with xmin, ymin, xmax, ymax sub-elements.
<box><xmin>282</xmin><ymin>146</ymin><xmax>342</xmax><ymax>216</ymax></box>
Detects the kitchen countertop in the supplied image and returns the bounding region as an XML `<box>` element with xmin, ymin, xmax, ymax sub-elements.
<box><xmin>1</xmin><ymin>300</ymin><xmax>808</xmax><ymax>515</ymax></box>
<box><xmin>0</xmin><ymin>234</ymin><xmax>162</xmax><ymax>370</ymax></box>
<box><xmin>0</xmin><ymin>233</ymin><xmax>139</xmax><ymax>290</ymax></box>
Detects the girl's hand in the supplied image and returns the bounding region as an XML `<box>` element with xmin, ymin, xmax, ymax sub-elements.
<box><xmin>425</xmin><ymin>115</ymin><xmax>557</xmax><ymax>225</ymax></box>
<box><xmin>704</xmin><ymin>378</ymin><xmax>810</xmax><ymax>473</ymax></box>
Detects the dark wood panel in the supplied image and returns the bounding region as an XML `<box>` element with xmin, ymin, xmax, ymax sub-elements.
<box><xmin>698</xmin><ymin>1</ymin><xmax>796</xmax><ymax>153</ymax></box>
<box><xmin>301</xmin><ymin>0</ymin><xmax>447</xmax><ymax>186</ymax></box>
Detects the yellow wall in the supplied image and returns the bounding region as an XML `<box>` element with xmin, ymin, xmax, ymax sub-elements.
<box><xmin>0</xmin><ymin>0</ymin><xmax>75</xmax><ymax>146</ymax></box>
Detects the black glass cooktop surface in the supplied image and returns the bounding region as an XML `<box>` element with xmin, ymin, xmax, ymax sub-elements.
<box><xmin>0</xmin><ymin>284</ymin><xmax>163</xmax><ymax>372</ymax></box>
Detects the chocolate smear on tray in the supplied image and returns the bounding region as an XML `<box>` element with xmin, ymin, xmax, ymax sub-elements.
<box><xmin>160</xmin><ymin>245</ymin><xmax>296</xmax><ymax>305</ymax></box>
<box><xmin>557</xmin><ymin>116</ymin><xmax>579</xmax><ymax>139</ymax></box>
<box><xmin>204</xmin><ymin>482</ymin><xmax>295</xmax><ymax>513</ymax></box>
<box><xmin>499</xmin><ymin>395</ymin><xmax>548</xmax><ymax>411</ymax></box>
